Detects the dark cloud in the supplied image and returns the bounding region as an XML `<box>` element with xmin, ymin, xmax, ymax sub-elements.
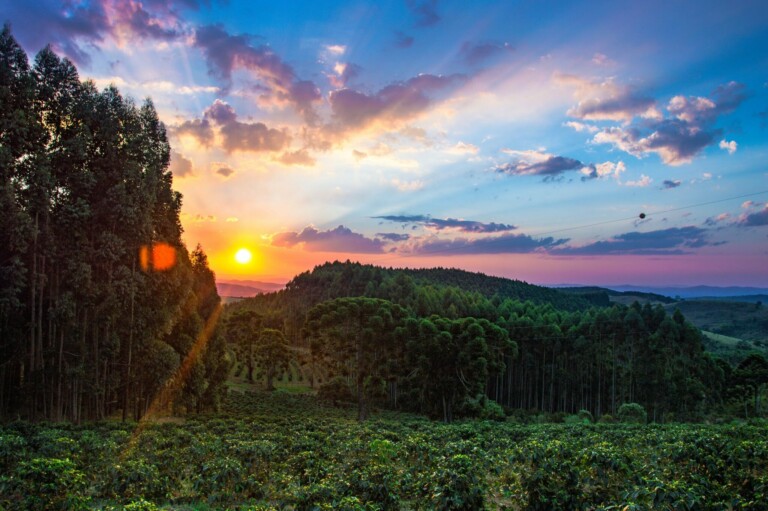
<box><xmin>407</xmin><ymin>0</ymin><xmax>441</xmax><ymax>27</ymax></box>
<box><xmin>374</xmin><ymin>214</ymin><xmax>516</xmax><ymax>233</ymax></box>
<box><xmin>173</xmin><ymin>100</ymin><xmax>290</xmax><ymax>153</ymax></box>
<box><xmin>558</xmin><ymin>74</ymin><xmax>656</xmax><ymax>121</ymax></box>
<box><xmin>215</xmin><ymin>165</ymin><xmax>234</xmax><ymax>177</ymax></box>
<box><xmin>328</xmin><ymin>73</ymin><xmax>463</xmax><ymax>130</ymax></box>
<box><xmin>169</xmin><ymin>150</ymin><xmax>193</xmax><ymax>177</ymax></box>
<box><xmin>329</xmin><ymin>63</ymin><xmax>362</xmax><ymax>88</ymax></box>
<box><xmin>5</xmin><ymin>0</ymin><xmax>193</xmax><ymax>66</ymax></box>
<box><xmin>739</xmin><ymin>206</ymin><xmax>768</xmax><ymax>227</ymax></box>
<box><xmin>663</xmin><ymin>179</ymin><xmax>682</xmax><ymax>189</ymax></box>
<box><xmin>496</xmin><ymin>154</ymin><xmax>586</xmax><ymax>178</ymax></box>
<box><xmin>589</xmin><ymin>81</ymin><xmax>748</xmax><ymax>165</ymax></box>
<box><xmin>554</xmin><ymin>226</ymin><xmax>720</xmax><ymax>256</ymax></box>
<box><xmin>174</xmin><ymin>118</ymin><xmax>215</xmax><ymax>146</ymax></box>
<box><xmin>271</xmin><ymin>225</ymin><xmax>385</xmax><ymax>253</ymax></box>
<box><xmin>394</xmin><ymin>31</ymin><xmax>414</xmax><ymax>48</ymax></box>
<box><xmin>594</xmin><ymin>120</ymin><xmax>718</xmax><ymax>166</ymax></box>
<box><xmin>377</xmin><ymin>232</ymin><xmax>410</xmax><ymax>242</ymax></box>
<box><xmin>460</xmin><ymin>41</ymin><xmax>513</xmax><ymax>67</ymax></box>
<box><xmin>193</xmin><ymin>24</ymin><xmax>320</xmax><ymax>121</ymax></box>
<box><xmin>406</xmin><ymin>233</ymin><xmax>567</xmax><ymax>255</ymax></box>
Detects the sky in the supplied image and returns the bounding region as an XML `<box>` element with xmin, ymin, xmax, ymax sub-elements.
<box><xmin>5</xmin><ymin>0</ymin><xmax>768</xmax><ymax>286</ymax></box>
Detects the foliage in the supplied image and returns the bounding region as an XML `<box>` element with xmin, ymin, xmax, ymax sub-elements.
<box><xmin>3</xmin><ymin>391</ymin><xmax>768</xmax><ymax>510</ymax></box>
<box><xmin>618</xmin><ymin>403</ymin><xmax>647</xmax><ymax>424</ymax></box>
<box><xmin>0</xmin><ymin>26</ymin><xmax>224</xmax><ymax>421</ymax></box>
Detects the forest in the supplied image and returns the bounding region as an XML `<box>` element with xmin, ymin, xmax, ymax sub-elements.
<box><xmin>227</xmin><ymin>261</ymin><xmax>767</xmax><ymax>423</ymax></box>
<box><xmin>0</xmin><ymin>26</ymin><xmax>228</xmax><ymax>423</ymax></box>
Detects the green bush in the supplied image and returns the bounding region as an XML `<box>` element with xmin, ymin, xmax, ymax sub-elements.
<box><xmin>2</xmin><ymin>457</ymin><xmax>90</xmax><ymax>510</ymax></box>
<box><xmin>617</xmin><ymin>403</ymin><xmax>647</xmax><ymax>424</ymax></box>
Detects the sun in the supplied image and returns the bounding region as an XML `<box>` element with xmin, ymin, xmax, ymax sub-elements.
<box><xmin>234</xmin><ymin>248</ymin><xmax>252</xmax><ymax>264</ymax></box>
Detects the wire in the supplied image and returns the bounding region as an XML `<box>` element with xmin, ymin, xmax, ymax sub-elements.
<box><xmin>365</xmin><ymin>189</ymin><xmax>768</xmax><ymax>263</ymax></box>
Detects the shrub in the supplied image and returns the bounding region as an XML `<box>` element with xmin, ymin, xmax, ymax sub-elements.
<box><xmin>3</xmin><ymin>457</ymin><xmax>90</xmax><ymax>510</ymax></box>
<box><xmin>617</xmin><ymin>403</ymin><xmax>647</xmax><ymax>424</ymax></box>
<box><xmin>577</xmin><ymin>409</ymin><xmax>594</xmax><ymax>423</ymax></box>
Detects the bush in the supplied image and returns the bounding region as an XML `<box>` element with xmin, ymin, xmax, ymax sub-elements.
<box><xmin>318</xmin><ymin>377</ymin><xmax>354</xmax><ymax>405</ymax></box>
<box><xmin>2</xmin><ymin>457</ymin><xmax>90</xmax><ymax>510</ymax></box>
<box><xmin>577</xmin><ymin>409</ymin><xmax>594</xmax><ymax>423</ymax></box>
<box><xmin>617</xmin><ymin>403</ymin><xmax>647</xmax><ymax>424</ymax></box>
<box><xmin>598</xmin><ymin>414</ymin><xmax>614</xmax><ymax>423</ymax></box>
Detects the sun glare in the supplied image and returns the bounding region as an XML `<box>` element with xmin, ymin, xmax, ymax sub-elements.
<box><xmin>234</xmin><ymin>248</ymin><xmax>252</xmax><ymax>264</ymax></box>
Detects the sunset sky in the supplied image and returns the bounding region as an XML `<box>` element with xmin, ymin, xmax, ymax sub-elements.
<box><xmin>6</xmin><ymin>0</ymin><xmax>768</xmax><ymax>286</ymax></box>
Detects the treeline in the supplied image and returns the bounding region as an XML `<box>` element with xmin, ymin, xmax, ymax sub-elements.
<box><xmin>0</xmin><ymin>27</ymin><xmax>228</xmax><ymax>422</ymax></box>
<box><xmin>228</xmin><ymin>261</ymin><xmax>762</xmax><ymax>422</ymax></box>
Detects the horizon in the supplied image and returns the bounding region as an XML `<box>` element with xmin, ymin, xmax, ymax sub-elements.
<box><xmin>7</xmin><ymin>0</ymin><xmax>768</xmax><ymax>287</ymax></box>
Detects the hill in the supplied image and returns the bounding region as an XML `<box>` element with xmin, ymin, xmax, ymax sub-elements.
<box><xmin>216</xmin><ymin>279</ymin><xmax>285</xmax><ymax>297</ymax></box>
<box><xmin>558</xmin><ymin>286</ymin><xmax>674</xmax><ymax>306</ymax></box>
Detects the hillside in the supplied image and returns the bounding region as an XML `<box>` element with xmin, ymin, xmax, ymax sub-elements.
<box><xmin>665</xmin><ymin>300</ymin><xmax>768</xmax><ymax>344</ymax></box>
<box><xmin>226</xmin><ymin>261</ymin><xmax>731</xmax><ymax>423</ymax></box>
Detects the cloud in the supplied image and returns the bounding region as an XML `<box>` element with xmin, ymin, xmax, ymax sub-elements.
<box><xmin>173</xmin><ymin>100</ymin><xmax>290</xmax><ymax>153</ymax></box>
<box><xmin>557</xmin><ymin>73</ymin><xmax>658</xmax><ymax>122</ymax></box>
<box><xmin>662</xmin><ymin>179</ymin><xmax>682</xmax><ymax>189</ymax></box>
<box><xmin>226</xmin><ymin>217</ymin><xmax>239</xmax><ymax>222</ymax></box>
<box><xmin>407</xmin><ymin>0</ymin><xmax>441</xmax><ymax>27</ymax></box>
<box><xmin>324</xmin><ymin>44</ymin><xmax>346</xmax><ymax>55</ymax></box>
<box><xmin>377</xmin><ymin>232</ymin><xmax>410</xmax><ymax>242</ymax></box>
<box><xmin>704</xmin><ymin>213</ymin><xmax>731</xmax><ymax>226</ymax></box>
<box><xmin>404</xmin><ymin>233</ymin><xmax>567</xmax><ymax>255</ymax></box>
<box><xmin>564</xmin><ymin>121</ymin><xmax>598</xmax><ymax>133</ymax></box>
<box><xmin>193</xmin><ymin>214</ymin><xmax>217</xmax><ymax>223</ymax></box>
<box><xmin>394</xmin><ymin>31</ymin><xmax>414</xmax><ymax>48</ymax></box>
<box><xmin>193</xmin><ymin>24</ymin><xmax>321</xmax><ymax>121</ymax></box>
<box><xmin>593</xmin><ymin>122</ymin><xmax>716</xmax><ymax>166</ymax></box>
<box><xmin>271</xmin><ymin>225</ymin><xmax>385</xmax><ymax>253</ymax></box>
<box><xmin>591</xmin><ymin>53</ymin><xmax>614</xmax><ymax>66</ymax></box>
<box><xmin>580</xmin><ymin>161</ymin><xmax>626</xmax><ymax>181</ymax></box>
<box><xmin>496</xmin><ymin>149</ymin><xmax>588</xmax><ymax>179</ymax></box>
<box><xmin>742</xmin><ymin>201</ymin><xmax>756</xmax><ymax>209</ymax></box>
<box><xmin>554</xmin><ymin>226</ymin><xmax>720</xmax><ymax>255</ymax></box>
<box><xmin>447</xmin><ymin>141</ymin><xmax>479</xmax><ymax>155</ymax></box>
<box><xmin>328</xmin><ymin>73</ymin><xmax>464</xmax><ymax>131</ymax></box>
<box><xmin>277</xmin><ymin>149</ymin><xmax>315</xmax><ymax>166</ymax></box>
<box><xmin>459</xmin><ymin>41</ymin><xmax>512</xmax><ymax>67</ymax></box>
<box><xmin>738</xmin><ymin>205</ymin><xmax>768</xmax><ymax>227</ymax></box>
<box><xmin>374</xmin><ymin>214</ymin><xmax>517</xmax><ymax>233</ymax></box>
<box><xmin>328</xmin><ymin>62</ymin><xmax>362</xmax><ymax>88</ymax></box>
<box><xmin>624</xmin><ymin>174</ymin><xmax>652</xmax><ymax>187</ymax></box>
<box><xmin>214</xmin><ymin>164</ymin><xmax>234</xmax><ymax>177</ymax></box>
<box><xmin>5</xmin><ymin>0</ymin><xmax>192</xmax><ymax>66</ymax></box>
<box><xmin>719</xmin><ymin>139</ymin><xmax>738</xmax><ymax>154</ymax></box>
<box><xmin>588</xmin><ymin>81</ymin><xmax>748</xmax><ymax>165</ymax></box>
<box><xmin>169</xmin><ymin>150</ymin><xmax>193</xmax><ymax>177</ymax></box>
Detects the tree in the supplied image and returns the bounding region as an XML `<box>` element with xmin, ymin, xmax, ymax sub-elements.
<box><xmin>226</xmin><ymin>310</ymin><xmax>262</xmax><ymax>383</ymax></box>
<box><xmin>305</xmin><ymin>297</ymin><xmax>407</xmax><ymax>421</ymax></box>
<box><xmin>256</xmin><ymin>328</ymin><xmax>292</xmax><ymax>391</ymax></box>
<box><xmin>734</xmin><ymin>354</ymin><xmax>768</xmax><ymax>417</ymax></box>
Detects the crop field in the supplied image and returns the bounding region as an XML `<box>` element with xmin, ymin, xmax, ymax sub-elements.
<box><xmin>2</xmin><ymin>391</ymin><xmax>767</xmax><ymax>511</ymax></box>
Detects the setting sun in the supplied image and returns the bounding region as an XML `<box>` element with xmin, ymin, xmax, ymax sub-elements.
<box><xmin>234</xmin><ymin>248</ymin><xmax>252</xmax><ymax>264</ymax></box>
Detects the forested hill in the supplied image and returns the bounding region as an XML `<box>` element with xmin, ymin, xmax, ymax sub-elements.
<box><xmin>225</xmin><ymin>260</ymin><xmax>764</xmax><ymax>423</ymax></box>
<box><xmin>0</xmin><ymin>27</ymin><xmax>228</xmax><ymax>422</ymax></box>
<box><xmin>280</xmin><ymin>261</ymin><xmax>603</xmax><ymax>311</ymax></box>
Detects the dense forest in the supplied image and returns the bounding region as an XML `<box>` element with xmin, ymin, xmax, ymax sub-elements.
<box><xmin>0</xmin><ymin>26</ymin><xmax>227</xmax><ymax>422</ymax></box>
<box><xmin>229</xmin><ymin>261</ymin><xmax>767</xmax><ymax>423</ymax></box>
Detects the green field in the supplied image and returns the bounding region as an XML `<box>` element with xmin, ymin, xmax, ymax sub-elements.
<box><xmin>2</xmin><ymin>391</ymin><xmax>768</xmax><ymax>511</ymax></box>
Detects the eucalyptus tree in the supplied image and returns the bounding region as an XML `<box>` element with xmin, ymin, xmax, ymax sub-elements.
<box><xmin>305</xmin><ymin>297</ymin><xmax>408</xmax><ymax>421</ymax></box>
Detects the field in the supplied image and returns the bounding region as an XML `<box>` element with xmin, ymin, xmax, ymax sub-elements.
<box><xmin>2</xmin><ymin>391</ymin><xmax>767</xmax><ymax>511</ymax></box>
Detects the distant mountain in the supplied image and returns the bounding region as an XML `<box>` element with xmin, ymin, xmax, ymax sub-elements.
<box><xmin>556</xmin><ymin>284</ymin><xmax>768</xmax><ymax>299</ymax></box>
<box><xmin>216</xmin><ymin>279</ymin><xmax>285</xmax><ymax>297</ymax></box>
<box><xmin>607</xmin><ymin>285</ymin><xmax>768</xmax><ymax>298</ymax></box>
